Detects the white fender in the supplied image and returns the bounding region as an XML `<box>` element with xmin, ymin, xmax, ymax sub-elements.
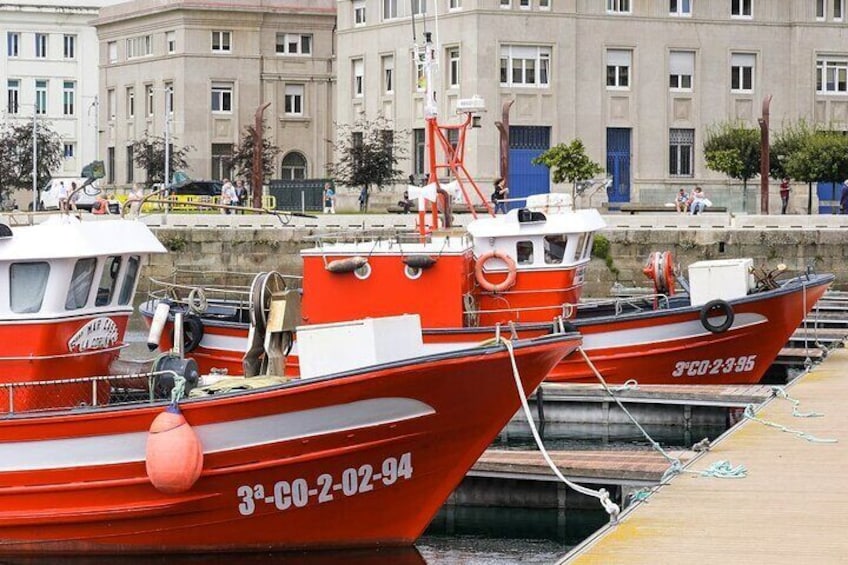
<box><xmin>147</xmin><ymin>302</ymin><xmax>172</xmax><ymax>351</ymax></box>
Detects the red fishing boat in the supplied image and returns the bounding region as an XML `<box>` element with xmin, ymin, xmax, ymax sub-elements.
<box><xmin>0</xmin><ymin>310</ymin><xmax>579</xmax><ymax>554</ymax></box>
<box><xmin>0</xmin><ymin>216</ymin><xmax>165</xmax><ymax>410</ymax></box>
<box><xmin>140</xmin><ymin>33</ymin><xmax>833</xmax><ymax>386</ymax></box>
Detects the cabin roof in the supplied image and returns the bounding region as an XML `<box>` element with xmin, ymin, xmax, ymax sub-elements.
<box><xmin>0</xmin><ymin>218</ymin><xmax>166</xmax><ymax>261</ymax></box>
<box><xmin>466</xmin><ymin>208</ymin><xmax>607</xmax><ymax>239</ymax></box>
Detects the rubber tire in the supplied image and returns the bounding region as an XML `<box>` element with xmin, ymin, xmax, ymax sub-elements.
<box><xmin>170</xmin><ymin>315</ymin><xmax>205</xmax><ymax>353</ymax></box>
<box><xmin>699</xmin><ymin>299</ymin><xmax>734</xmax><ymax>333</ymax></box>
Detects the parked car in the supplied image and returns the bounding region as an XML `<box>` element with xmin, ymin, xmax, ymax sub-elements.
<box><xmin>39</xmin><ymin>178</ymin><xmax>99</xmax><ymax>211</ymax></box>
<box><xmin>168</xmin><ymin>180</ymin><xmax>223</xmax><ymax>197</ymax></box>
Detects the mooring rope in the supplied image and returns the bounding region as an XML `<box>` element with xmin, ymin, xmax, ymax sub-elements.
<box><xmin>743</xmin><ymin>404</ymin><xmax>837</xmax><ymax>444</ymax></box>
<box><xmin>501</xmin><ymin>338</ymin><xmax>621</xmax><ymax>523</ymax></box>
<box><xmin>771</xmin><ymin>386</ymin><xmax>824</xmax><ymax>418</ymax></box>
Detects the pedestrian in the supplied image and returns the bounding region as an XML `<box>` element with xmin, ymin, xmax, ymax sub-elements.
<box><xmin>358</xmin><ymin>185</ymin><xmax>368</xmax><ymax>212</ymax></box>
<box><xmin>397</xmin><ymin>190</ymin><xmax>413</xmax><ymax>214</ymax></box>
<box><xmin>221</xmin><ymin>178</ymin><xmax>236</xmax><ymax>214</ymax></box>
<box><xmin>780</xmin><ymin>177</ymin><xmax>790</xmax><ymax>215</ymax></box>
<box><xmin>492</xmin><ymin>177</ymin><xmax>509</xmax><ymax>214</ymax></box>
<box><xmin>688</xmin><ymin>186</ymin><xmax>708</xmax><ymax>215</ymax></box>
<box><xmin>674</xmin><ymin>188</ymin><xmax>688</xmax><ymax>213</ymax></box>
<box><xmin>57</xmin><ymin>181</ymin><xmax>68</xmax><ymax>213</ymax></box>
<box><xmin>323</xmin><ymin>182</ymin><xmax>336</xmax><ymax>214</ymax></box>
<box><xmin>235</xmin><ymin>179</ymin><xmax>248</xmax><ymax>213</ymax></box>
<box><xmin>127</xmin><ymin>183</ymin><xmax>144</xmax><ymax>218</ymax></box>
<box><xmin>92</xmin><ymin>193</ymin><xmax>110</xmax><ymax>215</ymax></box>
<box><xmin>840</xmin><ymin>180</ymin><xmax>848</xmax><ymax>214</ymax></box>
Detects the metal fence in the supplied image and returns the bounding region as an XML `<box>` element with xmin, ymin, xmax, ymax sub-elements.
<box><xmin>268</xmin><ymin>179</ymin><xmax>332</xmax><ymax>212</ymax></box>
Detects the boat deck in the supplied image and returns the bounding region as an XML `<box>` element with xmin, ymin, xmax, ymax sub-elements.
<box><xmin>562</xmin><ymin>346</ymin><xmax>848</xmax><ymax>564</ymax></box>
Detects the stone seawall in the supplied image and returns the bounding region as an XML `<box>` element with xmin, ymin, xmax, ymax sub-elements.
<box><xmin>144</xmin><ymin>220</ymin><xmax>848</xmax><ymax>297</ymax></box>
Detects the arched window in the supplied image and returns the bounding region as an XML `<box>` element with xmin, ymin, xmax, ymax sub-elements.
<box><xmin>281</xmin><ymin>152</ymin><xmax>307</xmax><ymax>180</ymax></box>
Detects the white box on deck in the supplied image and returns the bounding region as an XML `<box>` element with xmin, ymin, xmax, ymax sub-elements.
<box><xmin>296</xmin><ymin>314</ymin><xmax>423</xmax><ymax>379</ymax></box>
<box><xmin>687</xmin><ymin>258</ymin><xmax>755</xmax><ymax>307</ymax></box>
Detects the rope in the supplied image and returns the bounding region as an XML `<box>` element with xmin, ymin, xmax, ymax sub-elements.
<box><xmin>743</xmin><ymin>404</ymin><xmax>837</xmax><ymax>444</ymax></box>
<box><xmin>698</xmin><ymin>460</ymin><xmax>747</xmax><ymax>479</ymax></box>
<box><xmin>771</xmin><ymin>386</ymin><xmax>824</xmax><ymax>418</ymax></box>
<box><xmin>170</xmin><ymin>375</ymin><xmax>187</xmax><ymax>405</ymax></box>
<box><xmin>501</xmin><ymin>338</ymin><xmax>620</xmax><ymax>522</ymax></box>
<box><xmin>610</xmin><ymin>379</ymin><xmax>639</xmax><ymax>392</ymax></box>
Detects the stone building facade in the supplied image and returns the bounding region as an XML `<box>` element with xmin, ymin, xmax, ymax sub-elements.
<box><xmin>335</xmin><ymin>0</ymin><xmax>848</xmax><ymax>212</ymax></box>
<box><xmin>93</xmin><ymin>0</ymin><xmax>335</xmax><ymax>189</ymax></box>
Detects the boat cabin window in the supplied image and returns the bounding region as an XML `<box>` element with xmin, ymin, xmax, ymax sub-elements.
<box><xmin>544</xmin><ymin>235</ymin><xmax>567</xmax><ymax>264</ymax></box>
<box><xmin>573</xmin><ymin>233</ymin><xmax>588</xmax><ymax>261</ymax></box>
<box><xmin>96</xmin><ymin>256</ymin><xmax>122</xmax><ymax>306</ymax></box>
<box><xmin>10</xmin><ymin>262</ymin><xmax>50</xmax><ymax>313</ymax></box>
<box><xmin>516</xmin><ymin>241</ymin><xmax>534</xmax><ymax>265</ymax></box>
<box><xmin>65</xmin><ymin>258</ymin><xmax>97</xmax><ymax>310</ymax></box>
<box><xmin>118</xmin><ymin>255</ymin><xmax>141</xmax><ymax>305</ymax></box>
<box><xmin>582</xmin><ymin>232</ymin><xmax>594</xmax><ymax>259</ymax></box>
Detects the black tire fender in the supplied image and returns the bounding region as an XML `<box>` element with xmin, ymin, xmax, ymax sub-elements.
<box><xmin>699</xmin><ymin>299</ymin><xmax>734</xmax><ymax>333</ymax></box>
<box><xmin>171</xmin><ymin>315</ymin><xmax>204</xmax><ymax>352</ymax></box>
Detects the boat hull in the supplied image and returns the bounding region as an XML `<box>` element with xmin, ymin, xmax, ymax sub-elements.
<box><xmin>0</xmin><ymin>334</ymin><xmax>576</xmax><ymax>553</ymax></box>
<box><xmin>142</xmin><ymin>274</ymin><xmax>833</xmax><ymax>386</ymax></box>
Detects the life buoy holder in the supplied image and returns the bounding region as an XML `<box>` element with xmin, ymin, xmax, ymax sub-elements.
<box><xmin>172</xmin><ymin>315</ymin><xmax>204</xmax><ymax>352</ymax></box>
<box><xmin>475</xmin><ymin>250</ymin><xmax>517</xmax><ymax>293</ymax></box>
<box><xmin>699</xmin><ymin>299</ymin><xmax>734</xmax><ymax>333</ymax></box>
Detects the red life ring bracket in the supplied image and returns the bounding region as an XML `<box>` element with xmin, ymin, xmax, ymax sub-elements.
<box><xmin>475</xmin><ymin>250</ymin><xmax>517</xmax><ymax>292</ymax></box>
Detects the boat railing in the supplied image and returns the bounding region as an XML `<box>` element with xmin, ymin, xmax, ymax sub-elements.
<box><xmin>305</xmin><ymin>228</ymin><xmax>471</xmax><ymax>248</ymax></box>
<box><xmin>465</xmin><ymin>292</ymin><xmax>671</xmax><ymax>324</ymax></box>
<box><xmin>146</xmin><ymin>268</ymin><xmax>302</xmax><ymax>315</ymax></box>
<box><xmin>0</xmin><ymin>370</ymin><xmax>182</xmax><ymax>416</ymax></box>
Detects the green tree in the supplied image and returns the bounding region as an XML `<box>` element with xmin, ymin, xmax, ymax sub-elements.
<box><xmin>703</xmin><ymin>122</ymin><xmax>760</xmax><ymax>212</ymax></box>
<box><xmin>130</xmin><ymin>133</ymin><xmax>194</xmax><ymax>186</ymax></box>
<box><xmin>328</xmin><ymin>114</ymin><xmax>407</xmax><ymax>212</ymax></box>
<box><xmin>784</xmin><ymin>130</ymin><xmax>848</xmax><ymax>214</ymax></box>
<box><xmin>532</xmin><ymin>139</ymin><xmax>604</xmax><ymax>201</ymax></box>
<box><xmin>0</xmin><ymin>120</ymin><xmax>63</xmax><ymax>201</ymax></box>
<box><xmin>227</xmin><ymin>122</ymin><xmax>280</xmax><ymax>187</ymax></box>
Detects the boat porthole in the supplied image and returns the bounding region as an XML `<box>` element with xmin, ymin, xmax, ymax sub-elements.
<box><xmin>404</xmin><ymin>265</ymin><xmax>423</xmax><ymax>280</ymax></box>
<box><xmin>354</xmin><ymin>262</ymin><xmax>372</xmax><ymax>280</ymax></box>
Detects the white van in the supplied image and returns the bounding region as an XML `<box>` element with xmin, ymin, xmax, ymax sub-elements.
<box><xmin>39</xmin><ymin>178</ymin><xmax>99</xmax><ymax>211</ymax></box>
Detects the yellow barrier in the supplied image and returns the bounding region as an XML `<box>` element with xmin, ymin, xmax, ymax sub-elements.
<box><xmin>115</xmin><ymin>194</ymin><xmax>277</xmax><ymax>213</ymax></box>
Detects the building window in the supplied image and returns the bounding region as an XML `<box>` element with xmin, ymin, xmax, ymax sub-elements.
<box><xmin>276</xmin><ymin>33</ymin><xmax>312</xmax><ymax>55</ymax></box>
<box><xmin>519</xmin><ymin>0</ymin><xmax>530</xmax><ymax>8</ymax></box>
<box><xmin>412</xmin><ymin>0</ymin><xmax>427</xmax><ymax>15</ymax></box>
<box><xmin>500</xmin><ymin>0</ymin><xmax>511</xmax><ymax>8</ymax></box>
<box><xmin>354</xmin><ymin>0</ymin><xmax>366</xmax><ymax>24</ymax></box>
<box><xmin>7</xmin><ymin>80</ymin><xmax>19</xmax><ymax>114</ymax></box>
<box><xmin>539</xmin><ymin>0</ymin><xmax>550</xmax><ymax>9</ymax></box>
<box><xmin>449</xmin><ymin>0</ymin><xmax>462</xmax><ymax>10</ymax></box>
<box><xmin>382</xmin><ymin>55</ymin><xmax>394</xmax><ymax>94</ymax></box>
<box><xmin>731</xmin><ymin>0</ymin><xmax>752</xmax><ymax>17</ymax></box>
<box><xmin>281</xmin><ymin>152</ymin><xmax>307</xmax><ymax>180</ymax></box>
<box><xmin>127</xmin><ymin>87</ymin><xmax>135</xmax><ymax>118</ymax></box>
<box><xmin>35</xmin><ymin>33</ymin><xmax>47</xmax><ymax>58</ymax></box>
<box><xmin>500</xmin><ymin>45</ymin><xmax>551</xmax><ymax>87</ymax></box>
<box><xmin>126</xmin><ymin>145</ymin><xmax>134</xmax><ymax>183</ymax></box>
<box><xmin>353</xmin><ymin>59</ymin><xmax>364</xmax><ymax>98</ymax></box>
<box><xmin>165</xmin><ymin>83</ymin><xmax>174</xmax><ymax>113</ymax></box>
<box><xmin>448</xmin><ymin>47</ymin><xmax>460</xmax><ymax>88</ymax></box>
<box><xmin>816</xmin><ymin>0</ymin><xmax>826</xmax><ymax>18</ymax></box>
<box><xmin>383</xmin><ymin>0</ymin><xmax>398</xmax><ymax>19</ymax></box>
<box><xmin>108</xmin><ymin>41</ymin><xmax>117</xmax><ymax>63</ymax></box>
<box><xmin>7</xmin><ymin>32</ymin><xmax>19</xmax><ymax>57</ymax></box>
<box><xmin>284</xmin><ymin>84</ymin><xmax>304</xmax><ymax>115</ymax></box>
<box><xmin>669</xmin><ymin>51</ymin><xmax>694</xmax><ymax>91</ymax></box>
<box><xmin>731</xmin><ymin>53</ymin><xmax>755</xmax><ymax>92</ymax></box>
<box><xmin>145</xmin><ymin>84</ymin><xmax>154</xmax><ymax>116</ymax></box>
<box><xmin>211</xmin><ymin>143</ymin><xmax>233</xmax><ymax>180</ymax></box>
<box><xmin>35</xmin><ymin>80</ymin><xmax>47</xmax><ymax>115</ymax></box>
<box><xmin>212</xmin><ymin>31</ymin><xmax>231</xmax><ymax>53</ymax></box>
<box><xmin>64</xmin><ymin>34</ymin><xmax>75</xmax><ymax>58</ymax></box>
<box><xmin>836</xmin><ymin>0</ymin><xmax>844</xmax><ymax>20</ymax></box>
<box><xmin>64</xmin><ymin>143</ymin><xmax>75</xmax><ymax>159</ymax></box>
<box><xmin>606</xmin><ymin>49</ymin><xmax>631</xmax><ymax>89</ymax></box>
<box><xmin>107</xmin><ymin>88</ymin><xmax>116</xmax><ymax>120</ymax></box>
<box><xmin>63</xmin><ymin>81</ymin><xmax>75</xmax><ymax>115</ymax></box>
<box><xmin>817</xmin><ymin>57</ymin><xmax>848</xmax><ymax>93</ymax></box>
<box><xmin>670</xmin><ymin>0</ymin><xmax>691</xmax><ymax>16</ymax></box>
<box><xmin>669</xmin><ymin>129</ymin><xmax>694</xmax><ymax>177</ymax></box>
<box><xmin>413</xmin><ymin>128</ymin><xmax>425</xmax><ymax>175</ymax></box>
<box><xmin>211</xmin><ymin>82</ymin><xmax>233</xmax><ymax>112</ymax></box>
<box><xmin>126</xmin><ymin>35</ymin><xmax>152</xmax><ymax>59</ymax></box>
<box><xmin>107</xmin><ymin>147</ymin><xmax>115</xmax><ymax>183</ymax></box>
<box><xmin>166</xmin><ymin>31</ymin><xmax>176</xmax><ymax>53</ymax></box>
<box><xmin>607</xmin><ymin>0</ymin><xmax>631</xmax><ymax>13</ymax></box>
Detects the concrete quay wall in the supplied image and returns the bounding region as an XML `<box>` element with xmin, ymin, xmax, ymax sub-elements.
<box><xmin>140</xmin><ymin>213</ymin><xmax>848</xmax><ymax>295</ymax></box>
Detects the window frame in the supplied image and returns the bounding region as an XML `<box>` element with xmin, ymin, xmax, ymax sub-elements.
<box><xmin>449</xmin><ymin>0</ymin><xmax>463</xmax><ymax>10</ymax></box>
<box><xmin>816</xmin><ymin>57</ymin><xmax>848</xmax><ymax>94</ymax></box>
<box><xmin>276</xmin><ymin>33</ymin><xmax>312</xmax><ymax>56</ymax></box>
<box><xmin>500</xmin><ymin>45</ymin><xmax>551</xmax><ymax>88</ymax></box>
<box><xmin>166</xmin><ymin>31</ymin><xmax>176</xmax><ymax>53</ymax></box>
<box><xmin>606</xmin><ymin>49</ymin><xmax>632</xmax><ymax>90</ymax></box>
<box><xmin>284</xmin><ymin>84</ymin><xmax>304</xmax><ymax>115</ymax></box>
<box><xmin>7</xmin><ymin>32</ymin><xmax>19</xmax><ymax>58</ymax></box>
<box><xmin>145</xmin><ymin>84</ymin><xmax>154</xmax><ymax>117</ymax></box>
<box><xmin>668</xmin><ymin>50</ymin><xmax>694</xmax><ymax>92</ymax></box>
<box><xmin>63</xmin><ymin>80</ymin><xmax>75</xmax><ymax>116</ymax></box>
<box><xmin>730</xmin><ymin>0</ymin><xmax>752</xmax><ymax>18</ymax></box>
<box><xmin>211</xmin><ymin>30</ymin><xmax>232</xmax><ymax>53</ymax></box>
<box><xmin>65</xmin><ymin>258</ymin><xmax>96</xmax><ymax>310</ymax></box>
<box><xmin>730</xmin><ymin>53</ymin><xmax>755</xmax><ymax>93</ymax></box>
<box><xmin>10</xmin><ymin>262</ymin><xmax>50</xmax><ymax>314</ymax></box>
<box><xmin>353</xmin><ymin>58</ymin><xmax>364</xmax><ymax>98</ymax></box>
<box><xmin>35</xmin><ymin>79</ymin><xmax>48</xmax><ymax>115</ymax></box>
<box><xmin>383</xmin><ymin>0</ymin><xmax>399</xmax><ymax>20</ymax></box>
<box><xmin>607</xmin><ymin>0</ymin><xmax>631</xmax><ymax>14</ymax></box>
<box><xmin>669</xmin><ymin>128</ymin><xmax>695</xmax><ymax>177</ymax></box>
<box><xmin>669</xmin><ymin>0</ymin><xmax>692</xmax><ymax>16</ymax></box>
<box><xmin>354</xmin><ymin>0</ymin><xmax>367</xmax><ymax>24</ymax></box>
<box><xmin>382</xmin><ymin>55</ymin><xmax>394</xmax><ymax>94</ymax></box>
<box><xmin>35</xmin><ymin>33</ymin><xmax>47</xmax><ymax>58</ymax></box>
<box><xmin>7</xmin><ymin>79</ymin><xmax>20</xmax><ymax>115</ymax></box>
<box><xmin>63</xmin><ymin>34</ymin><xmax>75</xmax><ymax>59</ymax></box>
<box><xmin>211</xmin><ymin>82</ymin><xmax>234</xmax><ymax>113</ymax></box>
<box><xmin>448</xmin><ymin>47</ymin><xmax>460</xmax><ymax>89</ymax></box>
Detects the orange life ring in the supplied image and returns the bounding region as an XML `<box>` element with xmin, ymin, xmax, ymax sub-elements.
<box><xmin>475</xmin><ymin>250</ymin><xmax>517</xmax><ymax>292</ymax></box>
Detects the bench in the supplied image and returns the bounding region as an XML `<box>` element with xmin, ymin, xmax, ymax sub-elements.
<box><xmin>618</xmin><ymin>203</ymin><xmax>728</xmax><ymax>215</ymax></box>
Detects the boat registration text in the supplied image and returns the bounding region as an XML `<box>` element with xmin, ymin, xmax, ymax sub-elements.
<box><xmin>237</xmin><ymin>452</ymin><xmax>413</xmax><ymax>516</ymax></box>
<box><xmin>672</xmin><ymin>355</ymin><xmax>757</xmax><ymax>378</ymax></box>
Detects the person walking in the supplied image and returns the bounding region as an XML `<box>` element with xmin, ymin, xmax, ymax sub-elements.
<box><xmin>127</xmin><ymin>183</ymin><xmax>144</xmax><ymax>218</ymax></box>
<box><xmin>221</xmin><ymin>179</ymin><xmax>236</xmax><ymax>214</ymax></box>
<box><xmin>358</xmin><ymin>186</ymin><xmax>368</xmax><ymax>212</ymax></box>
<box><xmin>235</xmin><ymin>179</ymin><xmax>248</xmax><ymax>213</ymax></box>
<box><xmin>780</xmin><ymin>177</ymin><xmax>790</xmax><ymax>215</ymax></box>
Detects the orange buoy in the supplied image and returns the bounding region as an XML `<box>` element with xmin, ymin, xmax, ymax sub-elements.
<box><xmin>145</xmin><ymin>404</ymin><xmax>204</xmax><ymax>494</ymax></box>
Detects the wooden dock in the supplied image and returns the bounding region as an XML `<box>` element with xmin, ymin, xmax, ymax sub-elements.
<box><xmin>562</xmin><ymin>347</ymin><xmax>848</xmax><ymax>564</ymax></box>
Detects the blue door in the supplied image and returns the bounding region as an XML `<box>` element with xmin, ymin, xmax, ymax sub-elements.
<box><xmin>606</xmin><ymin>128</ymin><xmax>631</xmax><ymax>211</ymax></box>
<box><xmin>817</xmin><ymin>181</ymin><xmax>842</xmax><ymax>214</ymax></box>
<box><xmin>508</xmin><ymin>126</ymin><xmax>551</xmax><ymax>211</ymax></box>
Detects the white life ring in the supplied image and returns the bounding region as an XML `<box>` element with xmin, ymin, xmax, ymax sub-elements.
<box><xmin>475</xmin><ymin>250</ymin><xmax>517</xmax><ymax>293</ymax></box>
